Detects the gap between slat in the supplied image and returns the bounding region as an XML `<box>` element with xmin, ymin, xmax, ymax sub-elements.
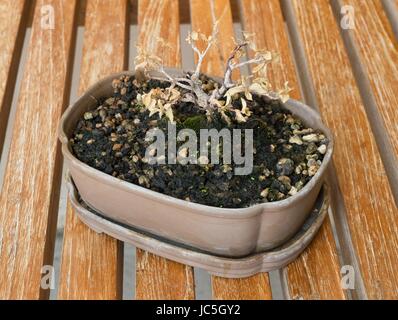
<box><xmin>382</xmin><ymin>0</ymin><xmax>398</xmax><ymax>41</ymax></box>
<box><xmin>124</xmin><ymin>21</ymin><xmax>138</xmax><ymax>300</ymax></box>
<box><xmin>50</xmin><ymin>23</ymin><xmax>85</xmax><ymax>299</ymax></box>
<box><xmin>280</xmin><ymin>0</ymin><xmax>367</xmax><ymax>300</ymax></box>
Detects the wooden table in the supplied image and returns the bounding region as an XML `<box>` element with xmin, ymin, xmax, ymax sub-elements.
<box><xmin>0</xmin><ymin>0</ymin><xmax>397</xmax><ymax>300</ymax></box>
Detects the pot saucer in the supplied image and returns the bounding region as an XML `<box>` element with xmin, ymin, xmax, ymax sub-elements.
<box><xmin>66</xmin><ymin>174</ymin><xmax>329</xmax><ymax>278</ymax></box>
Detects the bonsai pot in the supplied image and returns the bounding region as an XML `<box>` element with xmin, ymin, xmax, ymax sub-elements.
<box><xmin>59</xmin><ymin>69</ymin><xmax>334</xmax><ymax>258</ymax></box>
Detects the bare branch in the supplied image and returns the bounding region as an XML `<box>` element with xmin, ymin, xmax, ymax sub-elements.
<box><xmin>190</xmin><ymin>21</ymin><xmax>220</xmax><ymax>80</ymax></box>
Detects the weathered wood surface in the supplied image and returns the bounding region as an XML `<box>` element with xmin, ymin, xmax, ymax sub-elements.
<box><xmin>0</xmin><ymin>0</ymin><xmax>29</xmax><ymax>158</ymax></box>
<box><xmin>190</xmin><ymin>0</ymin><xmax>272</xmax><ymax>300</ymax></box>
<box><xmin>291</xmin><ymin>0</ymin><xmax>398</xmax><ymax>299</ymax></box>
<box><xmin>58</xmin><ymin>0</ymin><xmax>128</xmax><ymax>300</ymax></box>
<box><xmin>135</xmin><ymin>0</ymin><xmax>195</xmax><ymax>300</ymax></box>
<box><xmin>0</xmin><ymin>0</ymin><xmax>77</xmax><ymax>299</ymax></box>
<box><xmin>211</xmin><ymin>274</ymin><xmax>272</xmax><ymax>300</ymax></box>
<box><xmin>338</xmin><ymin>0</ymin><xmax>398</xmax><ymax>202</ymax></box>
<box><xmin>241</xmin><ymin>0</ymin><xmax>345</xmax><ymax>300</ymax></box>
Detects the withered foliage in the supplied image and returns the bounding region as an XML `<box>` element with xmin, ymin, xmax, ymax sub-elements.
<box><xmin>134</xmin><ymin>21</ymin><xmax>292</xmax><ymax>124</ymax></box>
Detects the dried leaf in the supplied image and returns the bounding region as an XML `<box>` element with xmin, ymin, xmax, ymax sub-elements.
<box><xmin>234</xmin><ymin>109</ymin><xmax>247</xmax><ymax>123</ymax></box>
<box><xmin>191</xmin><ymin>31</ymin><xmax>199</xmax><ymax>41</ymax></box>
<box><xmin>220</xmin><ymin>111</ymin><xmax>231</xmax><ymax>125</ymax></box>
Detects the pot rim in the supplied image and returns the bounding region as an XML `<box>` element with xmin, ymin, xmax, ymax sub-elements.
<box><xmin>59</xmin><ymin>69</ymin><xmax>334</xmax><ymax>216</ymax></box>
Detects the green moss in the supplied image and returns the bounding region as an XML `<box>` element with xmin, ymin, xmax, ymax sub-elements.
<box><xmin>182</xmin><ymin>115</ymin><xmax>208</xmax><ymax>132</ymax></box>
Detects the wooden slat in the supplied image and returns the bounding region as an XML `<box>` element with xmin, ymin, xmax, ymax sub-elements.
<box><xmin>190</xmin><ymin>0</ymin><xmax>272</xmax><ymax>300</ymax></box>
<box><xmin>135</xmin><ymin>0</ymin><xmax>195</xmax><ymax>300</ymax></box>
<box><xmin>0</xmin><ymin>0</ymin><xmax>30</xmax><ymax>157</ymax></box>
<box><xmin>58</xmin><ymin>0</ymin><xmax>128</xmax><ymax>300</ymax></box>
<box><xmin>240</xmin><ymin>0</ymin><xmax>345</xmax><ymax>300</ymax></box>
<box><xmin>341</xmin><ymin>0</ymin><xmax>398</xmax><ymax>197</ymax></box>
<box><xmin>0</xmin><ymin>0</ymin><xmax>77</xmax><ymax>299</ymax></box>
<box><xmin>291</xmin><ymin>0</ymin><xmax>398</xmax><ymax>299</ymax></box>
<box><xmin>212</xmin><ymin>274</ymin><xmax>271</xmax><ymax>300</ymax></box>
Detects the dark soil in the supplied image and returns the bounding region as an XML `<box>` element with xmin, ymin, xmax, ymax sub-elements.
<box><xmin>70</xmin><ymin>75</ymin><xmax>328</xmax><ymax>208</ymax></box>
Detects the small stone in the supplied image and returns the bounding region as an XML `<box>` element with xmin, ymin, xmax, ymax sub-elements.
<box><xmin>278</xmin><ymin>175</ymin><xmax>291</xmax><ymax>189</ymax></box>
<box><xmin>295</xmin><ymin>181</ymin><xmax>304</xmax><ymax>191</ymax></box>
<box><xmin>308</xmin><ymin>165</ymin><xmax>319</xmax><ymax>176</ymax></box>
<box><xmin>138</xmin><ymin>175</ymin><xmax>149</xmax><ymax>186</ymax></box>
<box><xmin>120</xmin><ymin>87</ymin><xmax>127</xmax><ymax>95</ymax></box>
<box><xmin>289</xmin><ymin>135</ymin><xmax>303</xmax><ymax>145</ymax></box>
<box><xmin>288</xmin><ymin>187</ymin><xmax>298</xmax><ymax>196</ymax></box>
<box><xmin>283</xmin><ymin>144</ymin><xmax>293</xmax><ymax>152</ymax></box>
<box><xmin>263</xmin><ymin>168</ymin><xmax>272</xmax><ymax>177</ymax></box>
<box><xmin>198</xmin><ymin>155</ymin><xmax>209</xmax><ymax>165</ymax></box>
<box><xmin>307</xmin><ymin>158</ymin><xmax>317</xmax><ymax>167</ymax></box>
<box><xmin>260</xmin><ymin>188</ymin><xmax>269</xmax><ymax>198</ymax></box>
<box><xmin>317</xmin><ymin>144</ymin><xmax>327</xmax><ymax>154</ymax></box>
<box><xmin>105</xmin><ymin>97</ymin><xmax>115</xmax><ymax>105</ymax></box>
<box><xmin>302</xmin><ymin>133</ymin><xmax>319</xmax><ymax>142</ymax></box>
<box><xmin>306</xmin><ymin>142</ymin><xmax>318</xmax><ymax>154</ymax></box>
<box><xmin>157</xmin><ymin>155</ymin><xmax>166</xmax><ymax>163</ymax></box>
<box><xmin>277</xmin><ymin>192</ymin><xmax>285</xmax><ymax>200</ymax></box>
<box><xmin>276</xmin><ymin>158</ymin><xmax>295</xmax><ymax>176</ymax></box>
<box><xmin>112</xmin><ymin>143</ymin><xmax>122</xmax><ymax>151</ymax></box>
<box><xmin>132</xmin><ymin>155</ymin><xmax>139</xmax><ymax>162</ymax></box>
<box><xmin>270</xmin><ymin>144</ymin><xmax>276</xmax><ymax>152</ymax></box>
<box><xmin>148</xmin><ymin>148</ymin><xmax>156</xmax><ymax>157</ymax></box>
<box><xmin>178</xmin><ymin>147</ymin><xmax>188</xmax><ymax>158</ymax></box>
<box><xmin>86</xmin><ymin>139</ymin><xmax>94</xmax><ymax>145</ymax></box>
<box><xmin>112</xmin><ymin>79</ymin><xmax>121</xmax><ymax>89</ymax></box>
<box><xmin>222</xmin><ymin>164</ymin><xmax>232</xmax><ymax>173</ymax></box>
<box><xmin>293</xmin><ymin>128</ymin><xmax>313</xmax><ymax>135</ymax></box>
<box><xmin>84</xmin><ymin>112</ymin><xmax>93</xmax><ymax>120</ymax></box>
<box><xmin>133</xmin><ymin>118</ymin><xmax>141</xmax><ymax>125</ymax></box>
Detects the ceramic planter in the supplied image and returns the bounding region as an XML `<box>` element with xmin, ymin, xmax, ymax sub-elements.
<box><xmin>59</xmin><ymin>69</ymin><xmax>334</xmax><ymax>258</ymax></box>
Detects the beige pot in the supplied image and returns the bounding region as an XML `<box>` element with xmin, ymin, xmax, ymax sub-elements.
<box><xmin>59</xmin><ymin>69</ymin><xmax>334</xmax><ymax>258</ymax></box>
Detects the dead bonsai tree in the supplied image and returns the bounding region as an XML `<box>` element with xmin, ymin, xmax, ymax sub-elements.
<box><xmin>134</xmin><ymin>21</ymin><xmax>292</xmax><ymax>124</ymax></box>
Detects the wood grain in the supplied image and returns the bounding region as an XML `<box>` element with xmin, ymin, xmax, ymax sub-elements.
<box><xmin>241</xmin><ymin>0</ymin><xmax>345</xmax><ymax>300</ymax></box>
<box><xmin>212</xmin><ymin>274</ymin><xmax>271</xmax><ymax>300</ymax></box>
<box><xmin>291</xmin><ymin>0</ymin><xmax>398</xmax><ymax>299</ymax></box>
<box><xmin>0</xmin><ymin>0</ymin><xmax>77</xmax><ymax>299</ymax></box>
<box><xmin>190</xmin><ymin>0</ymin><xmax>272</xmax><ymax>300</ymax></box>
<box><xmin>0</xmin><ymin>0</ymin><xmax>30</xmax><ymax>158</ymax></box>
<box><xmin>340</xmin><ymin>0</ymin><xmax>398</xmax><ymax>196</ymax></box>
<box><xmin>135</xmin><ymin>0</ymin><xmax>195</xmax><ymax>300</ymax></box>
<box><xmin>58</xmin><ymin>0</ymin><xmax>128</xmax><ymax>299</ymax></box>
